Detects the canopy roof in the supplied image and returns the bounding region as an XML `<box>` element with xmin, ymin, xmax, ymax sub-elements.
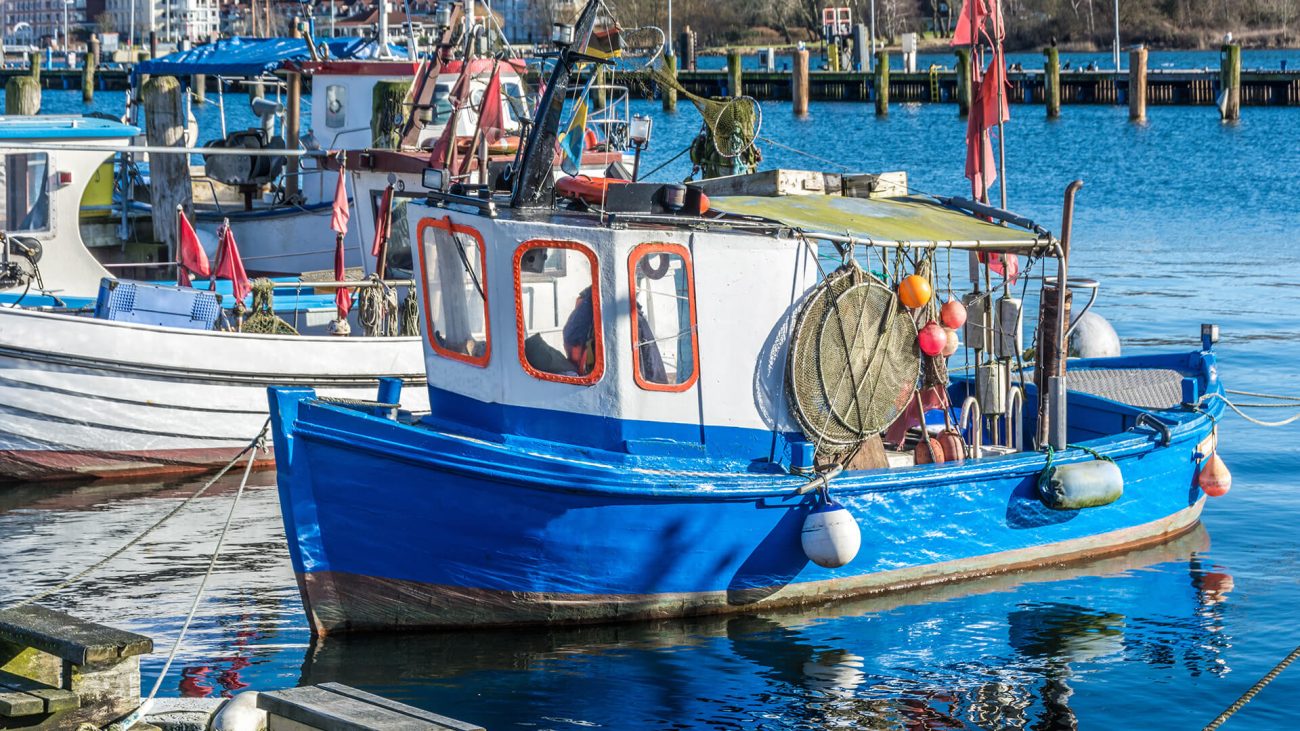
<box><xmin>136</xmin><ymin>37</ymin><xmax>407</xmax><ymax>77</ymax></box>
<box><xmin>0</xmin><ymin>115</ymin><xmax>139</xmax><ymax>140</ymax></box>
<box><xmin>710</xmin><ymin>195</ymin><xmax>1049</xmax><ymax>248</ymax></box>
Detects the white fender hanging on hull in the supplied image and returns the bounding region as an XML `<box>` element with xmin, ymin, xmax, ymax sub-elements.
<box><xmin>801</xmin><ymin>501</ymin><xmax>862</xmax><ymax>568</ymax></box>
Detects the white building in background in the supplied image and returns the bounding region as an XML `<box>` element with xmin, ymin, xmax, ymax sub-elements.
<box><xmin>494</xmin><ymin>0</ymin><xmax>576</xmax><ymax>45</ymax></box>
<box><xmin>104</xmin><ymin>0</ymin><xmax>219</xmax><ymax>43</ymax></box>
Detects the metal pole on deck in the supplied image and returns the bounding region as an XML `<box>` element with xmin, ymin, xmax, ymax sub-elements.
<box><xmin>1112</xmin><ymin>0</ymin><xmax>1121</xmax><ymax>73</ymax></box>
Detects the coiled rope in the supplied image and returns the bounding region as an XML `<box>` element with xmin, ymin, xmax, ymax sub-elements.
<box><xmin>107</xmin><ymin>421</ymin><xmax>270</xmax><ymax>731</ymax></box>
<box><xmin>2</xmin><ymin>422</ymin><xmax>270</xmax><ymax>612</ymax></box>
<box><xmin>1203</xmin><ymin>644</ymin><xmax>1300</xmax><ymax>731</ymax></box>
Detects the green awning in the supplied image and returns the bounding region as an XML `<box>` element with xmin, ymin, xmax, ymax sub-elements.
<box><xmin>710</xmin><ymin>194</ymin><xmax>1047</xmax><ymax>247</ymax></box>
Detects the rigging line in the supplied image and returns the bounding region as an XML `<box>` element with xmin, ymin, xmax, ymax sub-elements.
<box><xmin>110</xmin><ymin>423</ymin><xmax>268</xmax><ymax>731</ymax></box>
<box><xmin>1201</xmin><ymin>393</ymin><xmax>1300</xmax><ymax>427</ymax></box>
<box><xmin>2</xmin><ymin>423</ymin><xmax>270</xmax><ymax>613</ymax></box>
<box><xmin>1224</xmin><ymin>388</ymin><xmax>1300</xmax><ymax>402</ymax></box>
<box><xmin>757</xmin><ymin>135</ymin><xmax>854</xmax><ymax>172</ymax></box>
<box><xmin>639</xmin><ymin>141</ymin><xmax>692</xmax><ymax>180</ymax></box>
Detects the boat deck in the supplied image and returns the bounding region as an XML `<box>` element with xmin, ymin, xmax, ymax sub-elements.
<box><xmin>1069</xmin><ymin>368</ymin><xmax>1188</xmax><ymax>410</ymax></box>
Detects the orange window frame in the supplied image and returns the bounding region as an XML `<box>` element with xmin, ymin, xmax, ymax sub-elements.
<box><xmin>415</xmin><ymin>216</ymin><xmax>491</xmax><ymax>368</ymax></box>
<box><xmin>627</xmin><ymin>243</ymin><xmax>700</xmax><ymax>393</ymax></box>
<box><xmin>513</xmin><ymin>239</ymin><xmax>605</xmax><ymax>386</ymax></box>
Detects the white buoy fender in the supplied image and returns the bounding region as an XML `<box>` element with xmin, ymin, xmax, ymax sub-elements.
<box><xmin>1069</xmin><ymin>311</ymin><xmax>1122</xmax><ymax>358</ymax></box>
<box><xmin>1039</xmin><ymin>459</ymin><xmax>1124</xmax><ymax>510</ymax></box>
<box><xmin>801</xmin><ymin>501</ymin><xmax>862</xmax><ymax>568</ymax></box>
<box><xmin>212</xmin><ymin>691</ymin><xmax>267</xmax><ymax>731</ymax></box>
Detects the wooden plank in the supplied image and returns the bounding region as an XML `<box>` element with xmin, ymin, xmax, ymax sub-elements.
<box><xmin>0</xmin><ymin>605</ymin><xmax>152</xmax><ymax>666</ymax></box>
<box><xmin>259</xmin><ymin>684</ymin><xmax>482</xmax><ymax>731</ymax></box>
<box><xmin>0</xmin><ymin>688</ymin><xmax>44</xmax><ymax>717</ymax></box>
<box><xmin>0</xmin><ymin>670</ymin><xmax>79</xmax><ymax>714</ymax></box>
<box><xmin>317</xmin><ymin>684</ymin><xmax>483</xmax><ymax>731</ymax></box>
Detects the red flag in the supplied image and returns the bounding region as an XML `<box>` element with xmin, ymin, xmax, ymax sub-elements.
<box><xmin>963</xmin><ymin>56</ymin><xmax>1009</xmax><ymax>199</ymax></box>
<box><xmin>476</xmin><ymin>67</ymin><xmax>504</xmax><ymax>144</ymax></box>
<box><xmin>885</xmin><ymin>386</ymin><xmax>951</xmax><ymax>447</ymax></box>
<box><xmin>975</xmin><ymin>55</ymin><xmax>1010</xmax><ymax>129</ymax></box>
<box><xmin>427</xmin><ymin>65</ymin><xmax>474</xmax><ymax>169</ymax></box>
<box><xmin>176</xmin><ymin>210</ymin><xmax>210</xmax><ymax>288</ymax></box>
<box><xmin>330</xmin><ymin>168</ymin><xmax>350</xmax><ymax>235</ymax></box>
<box><xmin>950</xmin><ymin>0</ymin><xmax>1001</xmax><ymax>46</ymax></box>
<box><xmin>210</xmin><ymin>220</ymin><xmax>252</xmax><ymax>304</ymax></box>
<box><xmin>334</xmin><ymin>233</ymin><xmax>351</xmax><ymax>319</ymax></box>
<box><xmin>370</xmin><ymin>185</ymin><xmax>394</xmax><ymax>258</ymax></box>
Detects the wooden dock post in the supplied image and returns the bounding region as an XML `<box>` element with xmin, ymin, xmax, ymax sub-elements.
<box><xmin>1044</xmin><ymin>46</ymin><xmax>1061</xmax><ymax>118</ymax></box>
<box><xmin>592</xmin><ymin>64</ymin><xmax>607</xmax><ymax>110</ymax></box>
<box><xmin>82</xmin><ymin>35</ymin><xmax>99</xmax><ymax>103</ymax></box>
<box><xmin>1129</xmin><ymin>46</ymin><xmax>1147</xmax><ymax>121</ymax></box>
<box><xmin>1220</xmin><ymin>42</ymin><xmax>1241</xmax><ymax>121</ymax></box>
<box><xmin>874</xmin><ymin>50</ymin><xmax>890</xmax><ymax>116</ymax></box>
<box><xmin>954</xmin><ymin>48</ymin><xmax>971</xmax><ymax>116</ymax></box>
<box><xmin>828</xmin><ymin>43</ymin><xmax>840</xmax><ymax>73</ymax></box>
<box><xmin>680</xmin><ymin>27</ymin><xmax>696</xmax><ymax>72</ymax></box>
<box><xmin>5</xmin><ymin>77</ymin><xmax>41</xmax><ymax>114</ymax></box>
<box><xmin>142</xmin><ymin>76</ymin><xmax>193</xmax><ymax>261</ymax></box>
<box><xmin>727</xmin><ymin>49</ymin><xmax>743</xmax><ymax>98</ymax></box>
<box><xmin>793</xmin><ymin>49</ymin><xmax>810</xmax><ymax>116</ymax></box>
<box><xmin>193</xmin><ymin>73</ymin><xmax>207</xmax><ymax>104</ymax></box>
<box><xmin>372</xmin><ymin>80</ymin><xmax>412</xmax><ymax>149</ymax></box>
<box><xmin>661</xmin><ymin>53</ymin><xmax>678</xmax><ymax>112</ymax></box>
<box><xmin>28</xmin><ymin>51</ymin><xmax>41</xmax><ymax>84</ymax></box>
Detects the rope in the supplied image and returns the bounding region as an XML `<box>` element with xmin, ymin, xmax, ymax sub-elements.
<box><xmin>1200</xmin><ymin>392</ymin><xmax>1300</xmax><ymax>428</ymax></box>
<box><xmin>358</xmin><ymin>277</ymin><xmax>399</xmax><ymax>337</ymax></box>
<box><xmin>109</xmin><ymin>423</ymin><xmax>269</xmax><ymax>731</ymax></box>
<box><xmin>757</xmin><ymin>135</ymin><xmax>855</xmax><ymax>172</ymax></box>
<box><xmin>318</xmin><ymin>397</ymin><xmax>401</xmax><ymax>410</ymax></box>
<box><xmin>1202</xmin><ymin>644</ymin><xmax>1300</xmax><ymax>731</ymax></box>
<box><xmin>1037</xmin><ymin>443</ymin><xmax>1115</xmax><ymax>492</ymax></box>
<box><xmin>399</xmin><ymin>289</ymin><xmax>420</xmax><ymax>337</ymax></box>
<box><xmin>2</xmin><ymin>423</ymin><xmax>270</xmax><ymax>612</ymax></box>
<box><xmin>1225</xmin><ymin>388</ymin><xmax>1300</xmax><ymax>403</ymax></box>
<box><xmin>639</xmin><ymin>142</ymin><xmax>692</xmax><ymax>181</ymax></box>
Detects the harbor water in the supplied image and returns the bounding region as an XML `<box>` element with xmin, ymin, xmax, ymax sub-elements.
<box><xmin>1</xmin><ymin>88</ymin><xmax>1298</xmax><ymax>728</ymax></box>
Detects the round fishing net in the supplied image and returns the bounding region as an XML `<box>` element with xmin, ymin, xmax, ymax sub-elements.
<box><xmin>788</xmin><ymin>265</ymin><xmax>920</xmax><ymax>447</ymax></box>
<box><xmin>645</xmin><ymin>65</ymin><xmax>762</xmax><ymax>158</ymax></box>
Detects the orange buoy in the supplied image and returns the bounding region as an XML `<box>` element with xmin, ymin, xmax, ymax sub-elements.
<box><xmin>940</xmin><ymin>298</ymin><xmax>967</xmax><ymax>329</ymax></box>
<box><xmin>898</xmin><ymin>275</ymin><xmax>933</xmax><ymax>309</ymax></box>
<box><xmin>915</xmin><ymin>437</ymin><xmax>945</xmax><ymax>465</ymax></box>
<box><xmin>1198</xmin><ymin>452</ymin><xmax>1232</xmax><ymax>497</ymax></box>
<box><xmin>936</xmin><ymin>430</ymin><xmax>965</xmax><ymax>463</ymax></box>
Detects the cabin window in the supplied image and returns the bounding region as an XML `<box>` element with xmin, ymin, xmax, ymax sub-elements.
<box><xmin>416</xmin><ymin>217</ymin><xmax>490</xmax><ymax>367</ymax></box>
<box><xmin>628</xmin><ymin>244</ymin><xmax>699</xmax><ymax>391</ymax></box>
<box><xmin>324</xmin><ymin>84</ymin><xmax>346</xmax><ymax>128</ymax></box>
<box><xmin>514</xmin><ymin>240</ymin><xmax>604</xmax><ymax>385</ymax></box>
<box><xmin>0</xmin><ymin>153</ymin><xmax>50</xmax><ymax>233</ymax></box>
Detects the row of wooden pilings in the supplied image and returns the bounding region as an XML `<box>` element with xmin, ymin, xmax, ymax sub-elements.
<box><xmin>658</xmin><ymin>43</ymin><xmax>1249</xmax><ymax>122</ymax></box>
<box><xmin>3</xmin><ymin>38</ymin><xmax>107</xmax><ymax>112</ymax></box>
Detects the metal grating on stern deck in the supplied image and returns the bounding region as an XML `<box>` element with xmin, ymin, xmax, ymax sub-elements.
<box><xmin>1067</xmin><ymin>368</ymin><xmax>1188</xmax><ymax>410</ymax></box>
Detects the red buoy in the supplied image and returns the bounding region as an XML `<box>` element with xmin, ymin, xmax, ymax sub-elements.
<box><xmin>918</xmin><ymin>321</ymin><xmax>946</xmax><ymax>356</ymax></box>
<box><xmin>940</xmin><ymin>298</ymin><xmax>967</xmax><ymax>329</ymax></box>
<box><xmin>1198</xmin><ymin>452</ymin><xmax>1232</xmax><ymax>497</ymax></box>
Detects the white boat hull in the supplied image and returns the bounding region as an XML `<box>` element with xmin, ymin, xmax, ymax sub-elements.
<box><xmin>0</xmin><ymin>307</ymin><xmax>427</xmax><ymax>482</ymax></box>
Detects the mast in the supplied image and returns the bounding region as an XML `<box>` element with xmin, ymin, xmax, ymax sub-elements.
<box><xmin>378</xmin><ymin>0</ymin><xmax>392</xmax><ymax>57</ymax></box>
<box><xmin>509</xmin><ymin>0</ymin><xmax>602</xmax><ymax>209</ymax></box>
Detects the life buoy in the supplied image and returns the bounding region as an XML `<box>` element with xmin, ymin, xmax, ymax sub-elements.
<box><xmin>554</xmin><ymin>175</ymin><xmax>630</xmax><ymax>205</ymax></box>
<box><xmin>638</xmin><ymin>253</ymin><xmax>671</xmax><ymax>280</ymax></box>
<box><xmin>584</xmin><ymin>127</ymin><xmax>599</xmax><ymax>151</ymax></box>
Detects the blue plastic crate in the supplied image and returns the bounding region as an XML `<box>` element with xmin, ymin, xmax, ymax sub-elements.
<box><xmin>93</xmin><ymin>278</ymin><xmax>222</xmax><ymax>330</ymax></box>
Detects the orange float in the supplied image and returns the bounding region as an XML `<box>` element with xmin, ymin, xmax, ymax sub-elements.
<box><xmin>1198</xmin><ymin>452</ymin><xmax>1232</xmax><ymax>497</ymax></box>
<box><xmin>898</xmin><ymin>275</ymin><xmax>933</xmax><ymax>309</ymax></box>
<box><xmin>554</xmin><ymin>175</ymin><xmax>631</xmax><ymax>205</ymax></box>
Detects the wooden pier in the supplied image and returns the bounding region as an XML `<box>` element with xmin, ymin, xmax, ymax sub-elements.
<box><xmin>0</xmin><ymin>67</ymin><xmax>133</xmax><ymax>92</ymax></box>
<box><xmin>649</xmin><ymin>67</ymin><xmax>1300</xmax><ymax>107</ymax></box>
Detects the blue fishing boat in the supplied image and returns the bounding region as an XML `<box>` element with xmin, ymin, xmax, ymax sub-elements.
<box><xmin>266</xmin><ymin>1</ymin><xmax>1231</xmax><ymax>634</ymax></box>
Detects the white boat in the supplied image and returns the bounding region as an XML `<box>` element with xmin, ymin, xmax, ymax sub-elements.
<box><xmin>0</xmin><ymin>116</ymin><xmax>428</xmax><ymax>482</ymax></box>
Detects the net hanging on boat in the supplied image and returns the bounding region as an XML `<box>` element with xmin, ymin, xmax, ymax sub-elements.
<box><xmin>787</xmin><ymin>263</ymin><xmax>920</xmax><ymax>448</ymax></box>
<box><xmin>645</xmin><ymin>66</ymin><xmax>761</xmax><ymax>158</ymax></box>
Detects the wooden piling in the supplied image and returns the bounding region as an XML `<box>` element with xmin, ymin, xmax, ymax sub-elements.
<box><xmin>142</xmin><ymin>76</ymin><xmax>193</xmax><ymax>260</ymax></box>
<box><xmin>874</xmin><ymin>50</ymin><xmax>890</xmax><ymax>116</ymax></box>
<box><xmin>828</xmin><ymin>43</ymin><xmax>840</xmax><ymax>73</ymax></box>
<box><xmin>28</xmin><ymin>51</ymin><xmax>41</xmax><ymax>83</ymax></box>
<box><xmin>792</xmin><ymin>49</ymin><xmax>810</xmax><ymax>116</ymax></box>
<box><xmin>193</xmin><ymin>73</ymin><xmax>207</xmax><ymax>104</ymax></box>
<box><xmin>83</xmin><ymin>36</ymin><xmax>99</xmax><ymax>103</ymax></box>
<box><xmin>1044</xmin><ymin>46</ymin><xmax>1061</xmax><ymax>118</ymax></box>
<box><xmin>5</xmin><ymin>76</ymin><xmax>41</xmax><ymax>114</ymax></box>
<box><xmin>954</xmin><ymin>48</ymin><xmax>971</xmax><ymax>117</ymax></box>
<box><xmin>1129</xmin><ymin>46</ymin><xmax>1147</xmax><ymax>121</ymax></box>
<box><xmin>680</xmin><ymin>27</ymin><xmax>696</xmax><ymax>72</ymax></box>
<box><xmin>372</xmin><ymin>80</ymin><xmax>412</xmax><ymax>149</ymax></box>
<box><xmin>661</xmin><ymin>53</ymin><xmax>677</xmax><ymax>112</ymax></box>
<box><xmin>592</xmin><ymin>64</ymin><xmax>607</xmax><ymax>110</ymax></box>
<box><xmin>1220</xmin><ymin>43</ymin><xmax>1241</xmax><ymax>121</ymax></box>
<box><xmin>727</xmin><ymin>50</ymin><xmax>743</xmax><ymax>98</ymax></box>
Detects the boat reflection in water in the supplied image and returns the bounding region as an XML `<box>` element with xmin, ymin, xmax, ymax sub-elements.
<box><xmin>299</xmin><ymin>525</ymin><xmax>1232</xmax><ymax>729</ymax></box>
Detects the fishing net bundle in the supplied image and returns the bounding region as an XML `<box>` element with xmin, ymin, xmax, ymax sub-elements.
<box><xmin>642</xmin><ymin>64</ymin><xmax>763</xmax><ymax>161</ymax></box>
<box><xmin>241</xmin><ymin>278</ymin><xmax>298</xmax><ymax>335</ymax></box>
<box><xmin>787</xmin><ymin>263</ymin><xmax>921</xmax><ymax>449</ymax></box>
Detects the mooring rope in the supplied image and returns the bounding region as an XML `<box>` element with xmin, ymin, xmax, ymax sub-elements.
<box><xmin>1203</xmin><ymin>644</ymin><xmax>1300</xmax><ymax>731</ymax></box>
<box><xmin>108</xmin><ymin>423</ymin><xmax>269</xmax><ymax>731</ymax></box>
<box><xmin>1200</xmin><ymin>392</ymin><xmax>1300</xmax><ymax>428</ymax></box>
<box><xmin>1</xmin><ymin>422</ymin><xmax>271</xmax><ymax>612</ymax></box>
<box><xmin>1224</xmin><ymin>388</ymin><xmax>1300</xmax><ymax>402</ymax></box>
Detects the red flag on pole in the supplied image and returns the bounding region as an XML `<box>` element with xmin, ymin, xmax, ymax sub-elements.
<box><xmin>476</xmin><ymin>66</ymin><xmax>504</xmax><ymax>144</ymax></box>
<box><xmin>427</xmin><ymin>65</ymin><xmax>474</xmax><ymax>169</ymax></box>
<box><xmin>963</xmin><ymin>55</ymin><xmax>1010</xmax><ymax>200</ymax></box>
<box><xmin>210</xmin><ymin>219</ymin><xmax>252</xmax><ymax>304</ymax></box>
<box><xmin>331</xmin><ymin>167</ymin><xmax>352</xmax><ymax>320</ymax></box>
<box><xmin>950</xmin><ymin>0</ymin><xmax>1001</xmax><ymax>45</ymax></box>
<box><xmin>371</xmin><ymin>185</ymin><xmax>394</xmax><ymax>258</ymax></box>
<box><xmin>176</xmin><ymin>209</ymin><xmax>210</xmax><ymax>288</ymax></box>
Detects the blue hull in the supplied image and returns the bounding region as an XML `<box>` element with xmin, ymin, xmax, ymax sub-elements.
<box><xmin>269</xmin><ymin>351</ymin><xmax>1223</xmax><ymax>634</ymax></box>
